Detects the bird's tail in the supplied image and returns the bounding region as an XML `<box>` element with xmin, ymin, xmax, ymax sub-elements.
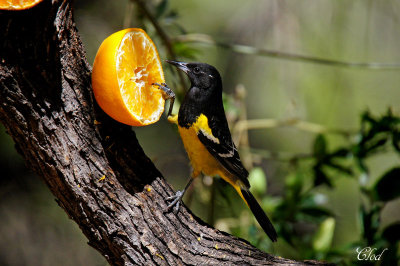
<box><xmin>239</xmin><ymin>188</ymin><xmax>278</xmax><ymax>242</ymax></box>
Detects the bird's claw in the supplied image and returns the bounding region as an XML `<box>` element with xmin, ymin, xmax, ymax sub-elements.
<box><xmin>152</xmin><ymin>82</ymin><xmax>175</xmax><ymax>117</ymax></box>
<box><xmin>153</xmin><ymin>82</ymin><xmax>175</xmax><ymax>100</ymax></box>
<box><xmin>165</xmin><ymin>190</ymin><xmax>184</xmax><ymax>213</ymax></box>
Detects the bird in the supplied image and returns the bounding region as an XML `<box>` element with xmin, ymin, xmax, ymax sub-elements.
<box><xmin>153</xmin><ymin>60</ymin><xmax>277</xmax><ymax>242</ymax></box>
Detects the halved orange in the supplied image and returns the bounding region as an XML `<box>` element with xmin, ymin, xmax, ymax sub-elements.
<box><xmin>92</xmin><ymin>28</ymin><xmax>165</xmax><ymax>126</ymax></box>
<box><xmin>0</xmin><ymin>0</ymin><xmax>43</xmax><ymax>10</ymax></box>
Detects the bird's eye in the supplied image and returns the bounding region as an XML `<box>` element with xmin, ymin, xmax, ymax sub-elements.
<box><xmin>193</xmin><ymin>67</ymin><xmax>200</xmax><ymax>74</ymax></box>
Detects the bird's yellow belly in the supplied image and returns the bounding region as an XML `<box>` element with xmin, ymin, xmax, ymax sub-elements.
<box><xmin>178</xmin><ymin>126</ymin><xmax>222</xmax><ymax>178</ymax></box>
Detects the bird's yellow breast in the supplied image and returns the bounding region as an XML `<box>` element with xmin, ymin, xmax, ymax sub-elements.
<box><xmin>178</xmin><ymin>114</ymin><xmax>222</xmax><ymax>178</ymax></box>
<box><xmin>169</xmin><ymin>113</ymin><xmax>243</xmax><ymax>196</ymax></box>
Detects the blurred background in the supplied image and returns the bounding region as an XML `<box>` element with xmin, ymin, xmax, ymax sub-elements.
<box><xmin>1</xmin><ymin>0</ymin><xmax>400</xmax><ymax>265</ymax></box>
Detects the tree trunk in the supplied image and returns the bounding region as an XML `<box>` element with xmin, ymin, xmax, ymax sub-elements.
<box><xmin>0</xmin><ymin>1</ymin><xmax>333</xmax><ymax>265</ymax></box>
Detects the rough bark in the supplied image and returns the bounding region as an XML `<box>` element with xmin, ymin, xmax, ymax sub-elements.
<box><xmin>0</xmin><ymin>1</ymin><xmax>333</xmax><ymax>265</ymax></box>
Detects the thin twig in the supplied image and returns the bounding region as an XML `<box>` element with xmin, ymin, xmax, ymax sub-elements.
<box><xmin>123</xmin><ymin>1</ymin><xmax>134</xmax><ymax>29</ymax></box>
<box><xmin>232</xmin><ymin>84</ymin><xmax>254</xmax><ymax>169</ymax></box>
<box><xmin>233</xmin><ymin>118</ymin><xmax>353</xmax><ymax>143</ymax></box>
<box><xmin>131</xmin><ymin>0</ymin><xmax>187</xmax><ymax>91</ymax></box>
<box><xmin>249</xmin><ymin>148</ymin><xmax>314</xmax><ymax>162</ymax></box>
<box><xmin>174</xmin><ymin>34</ymin><xmax>400</xmax><ymax>70</ymax></box>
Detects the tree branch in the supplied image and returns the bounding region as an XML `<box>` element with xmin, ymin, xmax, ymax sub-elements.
<box><xmin>0</xmin><ymin>1</ymin><xmax>333</xmax><ymax>265</ymax></box>
<box><xmin>174</xmin><ymin>34</ymin><xmax>400</xmax><ymax>70</ymax></box>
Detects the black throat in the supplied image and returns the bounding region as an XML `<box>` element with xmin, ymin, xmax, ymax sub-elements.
<box><xmin>178</xmin><ymin>85</ymin><xmax>223</xmax><ymax>128</ymax></box>
<box><xmin>178</xmin><ymin>87</ymin><xmax>202</xmax><ymax>128</ymax></box>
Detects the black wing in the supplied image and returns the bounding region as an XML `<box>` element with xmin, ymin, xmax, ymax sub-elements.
<box><xmin>197</xmin><ymin>113</ymin><xmax>250</xmax><ymax>188</ymax></box>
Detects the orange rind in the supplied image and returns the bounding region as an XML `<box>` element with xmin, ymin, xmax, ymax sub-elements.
<box><xmin>92</xmin><ymin>28</ymin><xmax>165</xmax><ymax>126</ymax></box>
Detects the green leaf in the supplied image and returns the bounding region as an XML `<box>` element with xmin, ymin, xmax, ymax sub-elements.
<box><xmin>366</xmin><ymin>137</ymin><xmax>387</xmax><ymax>153</ymax></box>
<box><xmin>313</xmin><ymin>166</ymin><xmax>333</xmax><ymax>187</ymax></box>
<box><xmin>313</xmin><ymin>134</ymin><xmax>327</xmax><ymax>158</ymax></box>
<box><xmin>312</xmin><ymin>217</ymin><xmax>335</xmax><ymax>252</ymax></box>
<box><xmin>374</xmin><ymin>167</ymin><xmax>400</xmax><ymax>202</ymax></box>
<box><xmin>382</xmin><ymin>222</ymin><xmax>400</xmax><ymax>243</ymax></box>
<box><xmin>326</xmin><ymin>161</ymin><xmax>353</xmax><ymax>175</ymax></box>
<box><xmin>355</xmin><ymin>157</ymin><xmax>368</xmax><ymax>173</ymax></box>
<box><xmin>359</xmin><ymin>205</ymin><xmax>380</xmax><ymax>243</ymax></box>
<box><xmin>249</xmin><ymin>167</ymin><xmax>267</xmax><ymax>195</ymax></box>
<box><xmin>361</xmin><ymin>111</ymin><xmax>375</xmax><ymax>124</ymax></box>
<box><xmin>330</xmin><ymin>148</ymin><xmax>349</xmax><ymax>158</ymax></box>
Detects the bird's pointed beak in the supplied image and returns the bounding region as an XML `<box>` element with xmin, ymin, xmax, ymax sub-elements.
<box><xmin>166</xmin><ymin>60</ymin><xmax>190</xmax><ymax>74</ymax></box>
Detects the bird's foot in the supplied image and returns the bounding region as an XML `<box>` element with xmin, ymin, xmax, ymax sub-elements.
<box><xmin>165</xmin><ymin>190</ymin><xmax>185</xmax><ymax>213</ymax></box>
<box><xmin>153</xmin><ymin>82</ymin><xmax>175</xmax><ymax>100</ymax></box>
<box><xmin>153</xmin><ymin>82</ymin><xmax>176</xmax><ymax>117</ymax></box>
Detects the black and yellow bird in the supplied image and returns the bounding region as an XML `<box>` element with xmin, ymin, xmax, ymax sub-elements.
<box><xmin>155</xmin><ymin>60</ymin><xmax>277</xmax><ymax>242</ymax></box>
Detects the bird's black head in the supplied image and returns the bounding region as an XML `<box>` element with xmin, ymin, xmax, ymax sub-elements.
<box><xmin>167</xmin><ymin>60</ymin><xmax>224</xmax><ymax>127</ymax></box>
<box><xmin>166</xmin><ymin>60</ymin><xmax>222</xmax><ymax>102</ymax></box>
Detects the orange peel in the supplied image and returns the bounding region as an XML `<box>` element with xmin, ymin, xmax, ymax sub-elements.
<box><xmin>0</xmin><ymin>0</ymin><xmax>44</xmax><ymax>10</ymax></box>
<box><xmin>92</xmin><ymin>28</ymin><xmax>165</xmax><ymax>126</ymax></box>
